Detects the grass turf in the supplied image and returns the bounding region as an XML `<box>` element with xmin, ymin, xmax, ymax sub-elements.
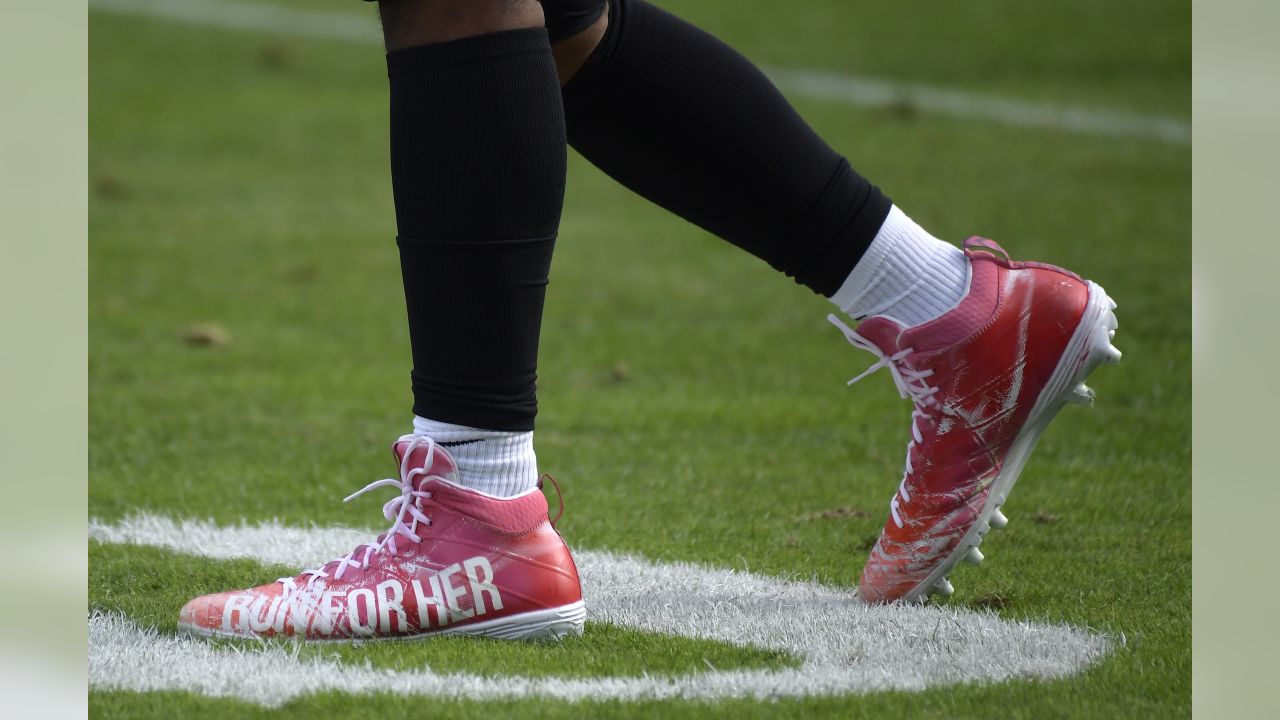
<box><xmin>89</xmin><ymin>0</ymin><xmax>1190</xmax><ymax>717</ymax></box>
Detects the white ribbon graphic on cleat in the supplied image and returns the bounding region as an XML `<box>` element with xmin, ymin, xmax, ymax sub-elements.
<box><xmin>89</xmin><ymin>514</ymin><xmax>1110</xmax><ymax>705</ymax></box>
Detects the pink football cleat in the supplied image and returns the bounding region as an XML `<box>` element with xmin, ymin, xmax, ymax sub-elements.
<box><xmin>831</xmin><ymin>237</ymin><xmax>1120</xmax><ymax>604</ymax></box>
<box><xmin>178</xmin><ymin>436</ymin><xmax>585</xmax><ymax>640</ymax></box>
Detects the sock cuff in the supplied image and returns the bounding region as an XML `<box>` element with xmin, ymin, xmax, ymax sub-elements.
<box><xmin>413</xmin><ymin>416</ymin><xmax>528</xmax><ymax>441</ymax></box>
<box><xmin>386</xmin><ymin>27</ymin><xmax>552</xmax><ymax>77</ymax></box>
<box><xmin>830</xmin><ymin>205</ymin><xmax>919</xmax><ymax>315</ymax></box>
<box><xmin>413</xmin><ymin>417</ymin><xmax>539</xmax><ymax>497</ymax></box>
<box><xmin>830</xmin><ymin>205</ymin><xmax>969</xmax><ymax>325</ymax></box>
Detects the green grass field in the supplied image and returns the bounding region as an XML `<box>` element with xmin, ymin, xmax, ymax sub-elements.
<box><xmin>89</xmin><ymin>0</ymin><xmax>1191</xmax><ymax>716</ymax></box>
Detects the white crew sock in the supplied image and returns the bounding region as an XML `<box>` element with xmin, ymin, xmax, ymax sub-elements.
<box><xmin>412</xmin><ymin>416</ymin><xmax>538</xmax><ymax>498</ymax></box>
<box><xmin>829</xmin><ymin>205</ymin><xmax>970</xmax><ymax>327</ymax></box>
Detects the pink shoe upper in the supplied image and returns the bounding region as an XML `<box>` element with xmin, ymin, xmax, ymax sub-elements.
<box><xmin>835</xmin><ymin>238</ymin><xmax>1090</xmax><ymax>603</ymax></box>
<box><xmin>178</xmin><ymin>438</ymin><xmax>582</xmax><ymax>639</ymax></box>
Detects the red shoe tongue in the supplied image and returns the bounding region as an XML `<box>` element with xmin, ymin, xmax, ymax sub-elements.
<box><xmin>392</xmin><ymin>438</ymin><xmax>461</xmax><ymax>491</ymax></box>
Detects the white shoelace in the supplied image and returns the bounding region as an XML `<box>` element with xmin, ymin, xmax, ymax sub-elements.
<box><xmin>278</xmin><ymin>435</ymin><xmax>444</xmax><ymax>594</ymax></box>
<box><xmin>829</xmin><ymin>315</ymin><xmax>939</xmax><ymax>529</ymax></box>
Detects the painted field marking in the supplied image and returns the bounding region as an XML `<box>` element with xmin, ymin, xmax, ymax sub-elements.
<box><xmin>89</xmin><ymin>0</ymin><xmax>1188</xmax><ymax>145</ymax></box>
<box><xmin>90</xmin><ymin>514</ymin><xmax>1110</xmax><ymax>705</ymax></box>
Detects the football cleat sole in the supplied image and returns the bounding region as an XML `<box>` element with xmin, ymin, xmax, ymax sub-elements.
<box><xmin>177</xmin><ymin>600</ymin><xmax>586</xmax><ymax>643</ymax></box>
<box><xmin>904</xmin><ymin>280</ymin><xmax>1120</xmax><ymax>604</ymax></box>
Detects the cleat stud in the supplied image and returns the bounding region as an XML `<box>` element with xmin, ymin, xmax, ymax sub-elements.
<box><xmin>1067</xmin><ymin>383</ymin><xmax>1095</xmax><ymax>406</ymax></box>
<box><xmin>936</xmin><ymin>579</ymin><xmax>955</xmax><ymax>597</ymax></box>
<box><xmin>965</xmin><ymin>547</ymin><xmax>985</xmax><ymax>565</ymax></box>
<box><xmin>1108</xmin><ymin>328</ymin><xmax>1116</xmax><ymax>340</ymax></box>
<box><xmin>990</xmin><ymin>509</ymin><xmax>1009</xmax><ymax>529</ymax></box>
<box><xmin>1101</xmin><ymin>344</ymin><xmax>1122</xmax><ymax>364</ymax></box>
<box><xmin>1108</xmin><ymin>298</ymin><xmax>1117</xmax><ymax>311</ymax></box>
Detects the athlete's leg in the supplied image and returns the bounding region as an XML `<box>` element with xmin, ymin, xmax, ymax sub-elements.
<box><xmin>548</xmin><ymin>0</ymin><xmax>963</xmax><ymax>326</ymax></box>
<box><xmin>180</xmin><ymin>1</ymin><xmax>586</xmax><ymax>640</ymax></box>
<box><xmin>383</xmin><ymin>0</ymin><xmax>565</xmax><ymax>497</ymax></box>
<box><xmin>545</xmin><ymin>0</ymin><xmax>1118</xmax><ymax>604</ymax></box>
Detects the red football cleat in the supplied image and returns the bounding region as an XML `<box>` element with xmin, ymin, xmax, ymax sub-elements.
<box><xmin>831</xmin><ymin>237</ymin><xmax>1120</xmax><ymax>604</ymax></box>
<box><xmin>178</xmin><ymin>436</ymin><xmax>585</xmax><ymax>640</ymax></box>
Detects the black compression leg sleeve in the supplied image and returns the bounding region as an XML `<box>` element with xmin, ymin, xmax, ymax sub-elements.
<box><xmin>389</xmin><ymin>29</ymin><xmax>565</xmax><ymax>431</ymax></box>
<box><xmin>561</xmin><ymin>0</ymin><xmax>891</xmax><ymax>297</ymax></box>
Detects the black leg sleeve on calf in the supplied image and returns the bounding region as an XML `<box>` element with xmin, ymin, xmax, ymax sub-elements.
<box><xmin>561</xmin><ymin>0</ymin><xmax>891</xmax><ymax>297</ymax></box>
<box><xmin>389</xmin><ymin>29</ymin><xmax>565</xmax><ymax>431</ymax></box>
<box><xmin>398</xmin><ymin>237</ymin><xmax>554</xmax><ymax>430</ymax></box>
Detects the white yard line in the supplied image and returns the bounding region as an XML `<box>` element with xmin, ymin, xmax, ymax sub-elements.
<box><xmin>91</xmin><ymin>0</ymin><xmax>378</xmax><ymax>44</ymax></box>
<box><xmin>766</xmin><ymin>68</ymin><xmax>1191</xmax><ymax>145</ymax></box>
<box><xmin>89</xmin><ymin>0</ymin><xmax>1189</xmax><ymax>145</ymax></box>
<box><xmin>89</xmin><ymin>514</ymin><xmax>1110</xmax><ymax>705</ymax></box>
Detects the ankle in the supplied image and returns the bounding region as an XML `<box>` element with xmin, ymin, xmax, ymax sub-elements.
<box><xmin>412</xmin><ymin>417</ymin><xmax>539</xmax><ymax>497</ymax></box>
<box><xmin>830</xmin><ymin>206</ymin><xmax>969</xmax><ymax>327</ymax></box>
